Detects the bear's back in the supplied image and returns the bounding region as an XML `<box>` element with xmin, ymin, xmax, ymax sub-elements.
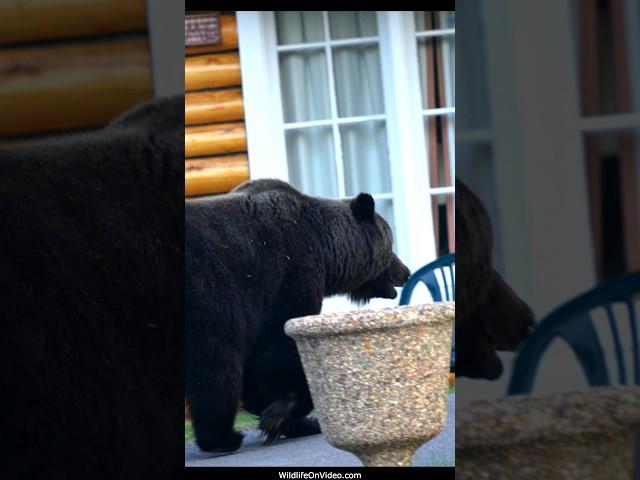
<box><xmin>185</xmin><ymin>188</ymin><xmax>311</xmax><ymax>320</ymax></box>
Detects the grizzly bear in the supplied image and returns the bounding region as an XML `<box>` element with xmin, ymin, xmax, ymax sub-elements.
<box><xmin>185</xmin><ymin>179</ymin><xmax>410</xmax><ymax>452</ymax></box>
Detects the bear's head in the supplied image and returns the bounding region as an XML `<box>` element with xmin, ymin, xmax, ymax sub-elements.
<box><xmin>456</xmin><ymin>179</ymin><xmax>535</xmax><ymax>379</ymax></box>
<box><xmin>348</xmin><ymin>253</ymin><xmax>411</xmax><ymax>304</ymax></box>
<box><xmin>343</xmin><ymin>193</ymin><xmax>411</xmax><ymax>304</ymax></box>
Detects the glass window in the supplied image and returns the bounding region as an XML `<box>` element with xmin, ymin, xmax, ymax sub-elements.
<box><xmin>275</xmin><ymin>11</ymin><xmax>395</xmax><ymax>245</ymax></box>
<box><xmin>329</xmin><ymin>11</ymin><xmax>378</xmax><ymax>39</ymax></box>
<box><xmin>332</xmin><ymin>45</ymin><xmax>384</xmax><ymax>117</ymax></box>
<box><xmin>415</xmin><ymin>11</ymin><xmax>455</xmax><ymax>31</ymax></box>
<box><xmin>285</xmin><ymin>127</ymin><xmax>337</xmax><ymax>197</ymax></box>
<box><xmin>276</xmin><ymin>11</ymin><xmax>325</xmax><ymax>44</ymax></box>
<box><xmin>415</xmin><ymin>11</ymin><xmax>455</xmax><ymax>255</ymax></box>
<box><xmin>279</xmin><ymin>50</ymin><xmax>331</xmax><ymax>122</ymax></box>
<box><xmin>582</xmin><ymin>128</ymin><xmax>640</xmax><ymax>278</ymax></box>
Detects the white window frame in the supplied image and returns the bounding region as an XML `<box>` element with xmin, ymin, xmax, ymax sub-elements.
<box><xmin>238</xmin><ymin>11</ymin><xmax>446</xmax><ymax>277</ymax></box>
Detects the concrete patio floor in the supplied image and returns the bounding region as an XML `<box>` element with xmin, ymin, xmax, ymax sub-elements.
<box><xmin>185</xmin><ymin>393</ymin><xmax>454</xmax><ymax>467</ymax></box>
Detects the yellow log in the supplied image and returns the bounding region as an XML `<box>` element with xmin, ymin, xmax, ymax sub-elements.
<box><xmin>0</xmin><ymin>36</ymin><xmax>152</xmax><ymax>136</ymax></box>
<box><xmin>185</xmin><ymin>155</ymin><xmax>250</xmax><ymax>196</ymax></box>
<box><xmin>185</xmin><ymin>122</ymin><xmax>246</xmax><ymax>157</ymax></box>
<box><xmin>185</xmin><ymin>89</ymin><xmax>244</xmax><ymax>125</ymax></box>
<box><xmin>186</xmin><ymin>14</ymin><xmax>238</xmax><ymax>55</ymax></box>
<box><xmin>185</xmin><ymin>52</ymin><xmax>241</xmax><ymax>91</ymax></box>
<box><xmin>0</xmin><ymin>0</ymin><xmax>146</xmax><ymax>45</ymax></box>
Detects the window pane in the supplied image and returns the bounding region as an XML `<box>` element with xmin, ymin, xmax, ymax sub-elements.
<box><xmin>582</xmin><ymin>128</ymin><xmax>640</xmax><ymax>278</ymax></box>
<box><xmin>279</xmin><ymin>49</ymin><xmax>331</xmax><ymax>123</ymax></box>
<box><xmin>418</xmin><ymin>36</ymin><xmax>455</xmax><ymax>109</ymax></box>
<box><xmin>286</xmin><ymin>127</ymin><xmax>338</xmax><ymax>197</ymax></box>
<box><xmin>570</xmin><ymin>0</ymin><xmax>640</xmax><ymax>116</ymax></box>
<box><xmin>425</xmin><ymin>114</ymin><xmax>455</xmax><ymax>188</ymax></box>
<box><xmin>431</xmin><ymin>193</ymin><xmax>454</xmax><ymax>256</ymax></box>
<box><xmin>329</xmin><ymin>11</ymin><xmax>377</xmax><ymax>39</ymax></box>
<box><xmin>276</xmin><ymin>11</ymin><xmax>324</xmax><ymax>45</ymax></box>
<box><xmin>415</xmin><ymin>11</ymin><xmax>455</xmax><ymax>31</ymax></box>
<box><xmin>341</xmin><ymin>121</ymin><xmax>391</xmax><ymax>196</ymax></box>
<box><xmin>332</xmin><ymin>45</ymin><xmax>385</xmax><ymax>117</ymax></box>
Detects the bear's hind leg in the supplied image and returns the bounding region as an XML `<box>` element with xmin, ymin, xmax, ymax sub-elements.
<box><xmin>186</xmin><ymin>349</ymin><xmax>243</xmax><ymax>453</ymax></box>
<box><xmin>187</xmin><ymin>376</ymin><xmax>243</xmax><ymax>453</ymax></box>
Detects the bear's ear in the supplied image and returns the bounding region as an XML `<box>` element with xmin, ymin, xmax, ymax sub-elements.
<box><xmin>350</xmin><ymin>193</ymin><xmax>375</xmax><ymax>221</ymax></box>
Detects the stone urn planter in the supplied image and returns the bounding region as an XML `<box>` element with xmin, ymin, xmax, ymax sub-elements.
<box><xmin>456</xmin><ymin>386</ymin><xmax>640</xmax><ymax>479</ymax></box>
<box><xmin>284</xmin><ymin>302</ymin><xmax>454</xmax><ymax>466</ymax></box>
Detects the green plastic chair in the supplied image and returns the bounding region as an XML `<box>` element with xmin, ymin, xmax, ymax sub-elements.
<box><xmin>507</xmin><ymin>271</ymin><xmax>640</xmax><ymax>478</ymax></box>
<box><xmin>399</xmin><ymin>253</ymin><xmax>455</xmax><ymax>304</ymax></box>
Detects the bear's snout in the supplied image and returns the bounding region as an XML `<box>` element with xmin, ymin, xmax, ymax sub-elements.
<box><xmin>388</xmin><ymin>253</ymin><xmax>411</xmax><ymax>287</ymax></box>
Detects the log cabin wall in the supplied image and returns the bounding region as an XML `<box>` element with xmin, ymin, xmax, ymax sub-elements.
<box><xmin>0</xmin><ymin>0</ymin><xmax>153</xmax><ymax>140</ymax></box>
<box><xmin>185</xmin><ymin>11</ymin><xmax>250</xmax><ymax>197</ymax></box>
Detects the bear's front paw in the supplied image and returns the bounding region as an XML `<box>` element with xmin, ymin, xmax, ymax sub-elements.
<box><xmin>259</xmin><ymin>397</ymin><xmax>298</xmax><ymax>444</ymax></box>
<box><xmin>259</xmin><ymin>412</ymin><xmax>287</xmax><ymax>444</ymax></box>
<box><xmin>283</xmin><ymin>416</ymin><xmax>321</xmax><ymax>438</ymax></box>
<box><xmin>259</xmin><ymin>416</ymin><xmax>285</xmax><ymax>445</ymax></box>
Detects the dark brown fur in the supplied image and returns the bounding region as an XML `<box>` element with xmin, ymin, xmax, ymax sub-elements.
<box><xmin>456</xmin><ymin>179</ymin><xmax>534</xmax><ymax>379</ymax></box>
<box><xmin>0</xmin><ymin>97</ymin><xmax>184</xmax><ymax>479</ymax></box>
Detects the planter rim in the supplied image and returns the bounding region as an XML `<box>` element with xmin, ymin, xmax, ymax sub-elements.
<box><xmin>456</xmin><ymin>385</ymin><xmax>640</xmax><ymax>449</ymax></box>
<box><xmin>284</xmin><ymin>302</ymin><xmax>454</xmax><ymax>337</ymax></box>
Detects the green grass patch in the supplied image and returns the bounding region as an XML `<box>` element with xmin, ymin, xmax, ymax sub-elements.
<box><xmin>185</xmin><ymin>410</ymin><xmax>260</xmax><ymax>444</ymax></box>
<box><xmin>234</xmin><ymin>410</ymin><xmax>260</xmax><ymax>431</ymax></box>
<box><xmin>185</xmin><ymin>421</ymin><xmax>194</xmax><ymax>443</ymax></box>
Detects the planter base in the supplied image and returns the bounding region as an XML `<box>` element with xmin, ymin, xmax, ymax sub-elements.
<box><xmin>355</xmin><ymin>444</ymin><xmax>420</xmax><ymax>467</ymax></box>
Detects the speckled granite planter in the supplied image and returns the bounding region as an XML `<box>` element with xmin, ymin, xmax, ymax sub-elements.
<box><xmin>456</xmin><ymin>386</ymin><xmax>640</xmax><ymax>479</ymax></box>
<box><xmin>285</xmin><ymin>302</ymin><xmax>454</xmax><ymax>466</ymax></box>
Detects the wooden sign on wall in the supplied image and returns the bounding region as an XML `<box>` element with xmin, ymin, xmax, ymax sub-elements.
<box><xmin>185</xmin><ymin>13</ymin><xmax>221</xmax><ymax>46</ymax></box>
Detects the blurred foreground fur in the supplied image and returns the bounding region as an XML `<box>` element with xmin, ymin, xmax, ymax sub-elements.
<box><xmin>0</xmin><ymin>97</ymin><xmax>184</xmax><ymax>479</ymax></box>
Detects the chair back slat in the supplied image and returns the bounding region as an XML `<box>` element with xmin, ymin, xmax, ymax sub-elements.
<box><xmin>604</xmin><ymin>302</ymin><xmax>627</xmax><ymax>384</ymax></box>
<box><xmin>451</xmin><ymin>264</ymin><xmax>455</xmax><ymax>300</ymax></box>
<box><xmin>627</xmin><ymin>299</ymin><xmax>640</xmax><ymax>385</ymax></box>
<box><xmin>560</xmin><ymin>313</ymin><xmax>611</xmax><ymax>386</ymax></box>
<box><xmin>508</xmin><ymin>271</ymin><xmax>640</xmax><ymax>395</ymax></box>
<box><xmin>441</xmin><ymin>264</ymin><xmax>455</xmax><ymax>301</ymax></box>
<box><xmin>399</xmin><ymin>253</ymin><xmax>455</xmax><ymax>305</ymax></box>
<box><xmin>425</xmin><ymin>270</ymin><xmax>442</xmax><ymax>302</ymax></box>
